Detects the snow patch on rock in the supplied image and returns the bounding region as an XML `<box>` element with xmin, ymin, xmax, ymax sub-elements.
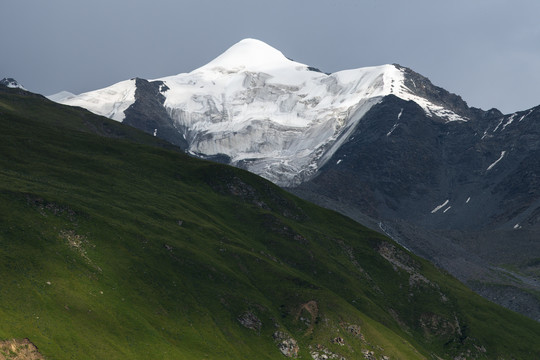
<box><xmin>56</xmin><ymin>79</ymin><xmax>136</xmax><ymax>122</ymax></box>
<box><xmin>431</xmin><ymin>200</ymin><xmax>449</xmax><ymax>214</ymax></box>
<box><xmin>486</xmin><ymin>151</ymin><xmax>506</xmax><ymax>171</ymax></box>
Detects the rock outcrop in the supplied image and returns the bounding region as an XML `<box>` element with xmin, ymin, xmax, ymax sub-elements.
<box><xmin>273</xmin><ymin>331</ymin><xmax>299</xmax><ymax>358</ymax></box>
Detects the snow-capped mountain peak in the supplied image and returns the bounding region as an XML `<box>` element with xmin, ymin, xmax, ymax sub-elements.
<box><xmin>1</xmin><ymin>78</ymin><xmax>27</xmax><ymax>90</ymax></box>
<box><xmin>50</xmin><ymin>39</ymin><xmax>472</xmax><ymax>185</ymax></box>
<box><xmin>197</xmin><ymin>38</ymin><xmax>301</xmax><ymax>72</ymax></box>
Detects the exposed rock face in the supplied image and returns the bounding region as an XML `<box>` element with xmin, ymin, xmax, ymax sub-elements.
<box><xmin>293</xmin><ymin>97</ymin><xmax>540</xmax><ymax>321</ymax></box>
<box><xmin>309</xmin><ymin>344</ymin><xmax>346</xmax><ymax>360</ymax></box>
<box><xmin>361</xmin><ymin>349</ymin><xmax>377</xmax><ymax>360</ymax></box>
<box><xmin>273</xmin><ymin>331</ymin><xmax>299</xmax><ymax>358</ymax></box>
<box><xmin>237</xmin><ymin>311</ymin><xmax>262</xmax><ymax>332</ymax></box>
<box><xmin>343</xmin><ymin>323</ymin><xmax>363</xmax><ymax>339</ymax></box>
<box><xmin>0</xmin><ymin>338</ymin><xmax>44</xmax><ymax>360</ymax></box>
<box><xmin>377</xmin><ymin>241</ymin><xmax>432</xmax><ymax>287</ymax></box>
<box><xmin>123</xmin><ymin>78</ymin><xmax>188</xmax><ymax>149</ymax></box>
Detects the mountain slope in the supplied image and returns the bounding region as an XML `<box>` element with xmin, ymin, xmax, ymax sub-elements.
<box><xmin>48</xmin><ymin>39</ymin><xmax>540</xmax><ymax>322</ymax></box>
<box><xmin>3</xmin><ymin>86</ymin><xmax>540</xmax><ymax>359</ymax></box>
<box><xmin>291</xmin><ymin>94</ymin><xmax>540</xmax><ymax>320</ymax></box>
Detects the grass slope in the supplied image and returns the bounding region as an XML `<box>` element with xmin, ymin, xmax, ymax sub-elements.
<box><xmin>0</xmin><ymin>86</ymin><xmax>539</xmax><ymax>359</ymax></box>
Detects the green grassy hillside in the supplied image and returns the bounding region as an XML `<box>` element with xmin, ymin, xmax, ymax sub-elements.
<box><xmin>1</xmin><ymin>86</ymin><xmax>539</xmax><ymax>359</ymax></box>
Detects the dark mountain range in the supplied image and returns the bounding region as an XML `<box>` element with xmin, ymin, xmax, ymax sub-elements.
<box><xmin>46</xmin><ymin>39</ymin><xmax>540</xmax><ymax>321</ymax></box>
<box><xmin>291</xmin><ymin>92</ymin><xmax>540</xmax><ymax>320</ymax></box>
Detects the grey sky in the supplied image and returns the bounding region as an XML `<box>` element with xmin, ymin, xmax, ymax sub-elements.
<box><xmin>1</xmin><ymin>0</ymin><xmax>539</xmax><ymax>113</ymax></box>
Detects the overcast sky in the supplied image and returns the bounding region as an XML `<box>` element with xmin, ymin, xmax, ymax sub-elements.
<box><xmin>2</xmin><ymin>0</ymin><xmax>539</xmax><ymax>113</ymax></box>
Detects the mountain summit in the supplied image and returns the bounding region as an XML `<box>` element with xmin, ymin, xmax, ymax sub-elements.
<box><xmin>50</xmin><ymin>38</ymin><xmax>468</xmax><ymax>186</ymax></box>
<box><xmin>198</xmin><ymin>38</ymin><xmax>296</xmax><ymax>70</ymax></box>
<box><xmin>0</xmin><ymin>77</ymin><xmax>26</xmax><ymax>90</ymax></box>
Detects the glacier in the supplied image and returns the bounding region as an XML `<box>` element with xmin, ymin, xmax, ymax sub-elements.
<box><xmin>49</xmin><ymin>38</ymin><xmax>467</xmax><ymax>186</ymax></box>
<box><xmin>53</xmin><ymin>79</ymin><xmax>136</xmax><ymax>122</ymax></box>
